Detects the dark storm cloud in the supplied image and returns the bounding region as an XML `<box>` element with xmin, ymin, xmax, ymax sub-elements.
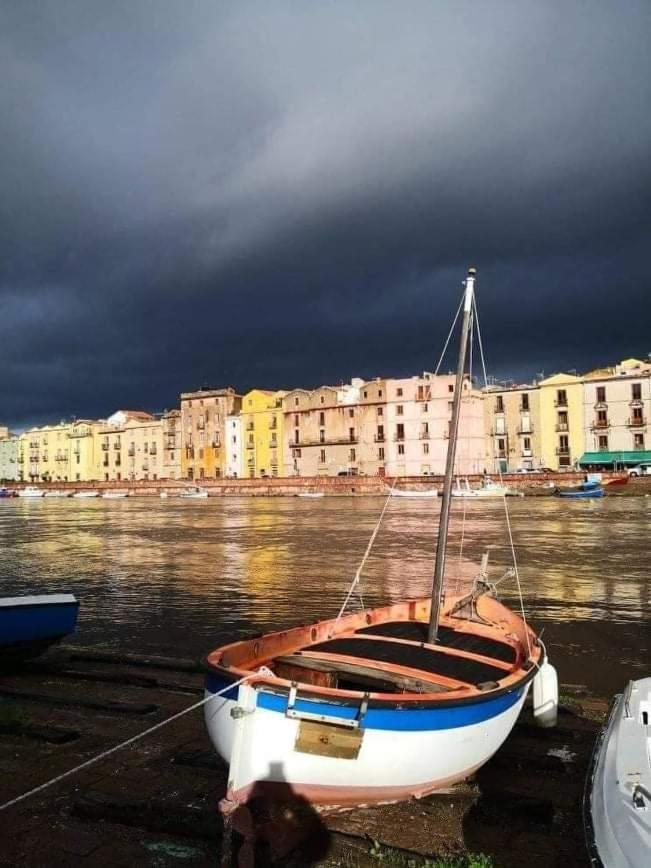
<box><xmin>1</xmin><ymin>1</ymin><xmax>650</xmax><ymax>427</ymax></box>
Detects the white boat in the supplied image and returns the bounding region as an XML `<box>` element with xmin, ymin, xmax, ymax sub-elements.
<box><xmin>43</xmin><ymin>490</ymin><xmax>71</xmax><ymax>498</ymax></box>
<box><xmin>297</xmin><ymin>492</ymin><xmax>325</xmax><ymax>499</ymax></box>
<box><xmin>101</xmin><ymin>491</ymin><xmax>129</xmax><ymax>499</ymax></box>
<box><xmin>160</xmin><ymin>491</ymin><xmax>169</xmax><ymax>499</ymax></box>
<box><xmin>203</xmin><ymin>268</ymin><xmax>556</xmax><ymax>812</ymax></box>
<box><xmin>180</xmin><ymin>487</ymin><xmax>209</xmax><ymax>499</ymax></box>
<box><xmin>18</xmin><ymin>486</ymin><xmax>44</xmax><ymax>498</ymax></box>
<box><xmin>388</xmin><ymin>487</ymin><xmax>439</xmax><ymax>498</ymax></box>
<box><xmin>451</xmin><ymin>477</ymin><xmax>511</xmax><ymax>498</ymax></box>
<box><xmin>586</xmin><ymin>676</ymin><xmax>651</xmax><ymax>868</ymax></box>
<box><xmin>72</xmin><ymin>490</ymin><xmax>99</xmax><ymax>499</ymax></box>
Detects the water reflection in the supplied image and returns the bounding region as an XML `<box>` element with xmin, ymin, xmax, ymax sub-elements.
<box><xmin>0</xmin><ymin>496</ymin><xmax>648</xmax><ymax>694</ymax></box>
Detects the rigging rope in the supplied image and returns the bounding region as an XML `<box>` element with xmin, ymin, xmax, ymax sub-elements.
<box><xmin>471</xmin><ymin>293</ymin><xmax>532</xmax><ymax>658</ymax></box>
<box><xmin>434</xmin><ymin>295</ymin><xmax>464</xmax><ymax>376</ymax></box>
<box><xmin>0</xmin><ymin>675</ymin><xmax>251</xmax><ymax>814</ymax></box>
<box><xmin>334</xmin><ymin>481</ymin><xmax>396</xmax><ymax>624</ymax></box>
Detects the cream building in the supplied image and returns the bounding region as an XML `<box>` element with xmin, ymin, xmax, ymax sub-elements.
<box><xmin>0</xmin><ymin>435</ymin><xmax>19</xmax><ymax>482</ymax></box>
<box><xmin>21</xmin><ymin>422</ymin><xmax>74</xmax><ymax>482</ymax></box>
<box><xmin>580</xmin><ymin>358</ymin><xmax>651</xmax><ymax>467</ymax></box>
<box><xmin>225</xmin><ymin>415</ymin><xmax>243</xmax><ymax>478</ymax></box>
<box><xmin>162</xmin><ymin>410</ymin><xmax>181</xmax><ymax>479</ymax></box>
<box><xmin>484</xmin><ymin>384</ymin><xmax>541</xmax><ymax>472</ymax></box>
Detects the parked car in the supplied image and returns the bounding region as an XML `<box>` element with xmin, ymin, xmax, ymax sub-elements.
<box><xmin>627</xmin><ymin>464</ymin><xmax>651</xmax><ymax>477</ymax></box>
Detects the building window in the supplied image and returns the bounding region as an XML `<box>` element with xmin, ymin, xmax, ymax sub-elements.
<box><xmin>295</xmin><ymin>397</ymin><xmax>299</xmax><ymax>406</ymax></box>
<box><xmin>294</xmin><ymin>429</ymin><xmax>299</xmax><ymax>444</ymax></box>
<box><xmin>294</xmin><ymin>414</ymin><xmax>299</xmax><ymax>426</ymax></box>
<box><xmin>497</xmin><ymin>438</ymin><xmax>506</xmax><ymax>453</ymax></box>
<box><xmin>349</xmin><ymin>427</ymin><xmax>355</xmax><ymax>442</ymax></box>
<box><xmin>632</xmin><ymin>406</ymin><xmax>644</xmax><ymax>422</ymax></box>
<box><xmin>349</xmin><ymin>408</ymin><xmax>354</xmax><ymax>418</ymax></box>
<box><xmin>319</xmin><ymin>429</ymin><xmax>325</xmax><ymax>443</ymax></box>
<box><xmin>396</xmin><ymin>423</ymin><xmax>404</xmax><ymax>440</ymax></box>
<box><xmin>378</xmin><ymin>447</ymin><xmax>385</xmax><ymax>460</ymax></box>
<box><xmin>523</xmin><ymin>437</ymin><xmax>531</xmax><ymax>451</ymax></box>
<box><xmin>521</xmin><ymin>393</ymin><xmax>530</xmax><ymax>411</ymax></box>
<box><xmin>598</xmin><ymin>435</ymin><xmax>608</xmax><ymax>451</ymax></box>
<box><xmin>319</xmin><ymin>449</ymin><xmax>326</xmax><ymax>463</ymax></box>
<box><xmin>423</xmin><ymin>443</ymin><xmax>429</xmax><ymax>455</ymax></box>
<box><xmin>349</xmin><ymin>448</ymin><xmax>356</xmax><ymax>462</ymax></box>
<box><xmin>596</xmin><ymin>386</ymin><xmax>606</xmax><ymax>403</ymax></box>
<box><xmin>396</xmin><ymin>405</ymin><xmax>403</xmax><ymax>415</ymax></box>
<box><xmin>398</xmin><ymin>444</ymin><xmax>405</xmax><ymax>455</ymax></box>
<box><xmin>319</xmin><ymin>411</ymin><xmax>325</xmax><ymax>426</ymax></box>
<box><xmin>378</xmin><ymin>390</ymin><xmax>383</xmax><ymax>398</ymax></box>
<box><xmin>377</xmin><ymin>425</ymin><xmax>384</xmax><ymax>441</ymax></box>
<box><xmin>377</xmin><ymin>407</ymin><xmax>383</xmax><ymax>417</ymax></box>
<box><xmin>320</xmin><ymin>396</ymin><xmax>325</xmax><ymax>404</ymax></box>
<box><xmin>596</xmin><ymin>409</ymin><xmax>607</xmax><ymax>427</ymax></box>
<box><xmin>363</xmin><ymin>391</ymin><xmax>367</xmax><ymax>399</ymax></box>
<box><xmin>397</xmin><ymin>387</ymin><xmax>403</xmax><ymax>397</ymax></box>
<box><xmin>422</xmin><ymin>403</ymin><xmax>428</xmax><ymax>412</ymax></box>
<box><xmin>632</xmin><ymin>383</ymin><xmax>642</xmax><ymax>401</ymax></box>
<box><xmin>634</xmin><ymin>433</ymin><xmax>644</xmax><ymax>449</ymax></box>
<box><xmin>556</xmin><ymin>389</ymin><xmax>567</xmax><ymax>406</ymax></box>
<box><xmin>495</xmin><ymin>395</ymin><xmax>504</xmax><ymax>412</ymax></box>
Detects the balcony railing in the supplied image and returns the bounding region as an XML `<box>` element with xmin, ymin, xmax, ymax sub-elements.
<box><xmin>521</xmin><ymin>449</ymin><xmax>533</xmax><ymax>457</ymax></box>
<box><xmin>555</xmin><ymin>423</ymin><xmax>569</xmax><ymax>432</ymax></box>
<box><xmin>374</xmin><ymin>434</ymin><xmax>385</xmax><ymax>442</ymax></box>
<box><xmin>246</xmin><ymin>441</ymin><xmax>255</xmax><ymax>449</ymax></box>
<box><xmin>269</xmin><ymin>440</ymin><xmax>278</xmax><ymax>449</ymax></box>
<box><xmin>101</xmin><ymin>442</ymin><xmax>109</xmax><ymax>451</ymax></box>
<box><xmin>628</xmin><ymin>417</ymin><xmax>646</xmax><ymax>427</ymax></box>
<box><xmin>295</xmin><ymin>436</ymin><xmax>359</xmax><ymax>447</ymax></box>
<box><xmin>594</xmin><ymin>401</ymin><xmax>608</xmax><ymax>409</ymax></box>
<box><xmin>494</xmin><ymin>405</ymin><xmax>505</xmax><ymax>414</ymax></box>
<box><xmin>555</xmin><ymin>447</ymin><xmax>570</xmax><ymax>455</ymax></box>
<box><xmin>517</xmin><ymin>426</ymin><xmax>533</xmax><ymax>434</ymax></box>
<box><xmin>419</xmin><ymin>431</ymin><xmax>430</xmax><ymax>440</ymax></box>
<box><xmin>114</xmin><ymin>442</ymin><xmax>121</xmax><ymax>450</ymax></box>
<box><xmin>554</xmin><ymin>399</ymin><xmax>568</xmax><ymax>407</ymax></box>
<box><xmin>591</xmin><ymin>420</ymin><xmax>609</xmax><ymax>429</ymax></box>
<box><xmin>630</xmin><ymin>398</ymin><xmax>643</xmax><ymax>407</ymax></box>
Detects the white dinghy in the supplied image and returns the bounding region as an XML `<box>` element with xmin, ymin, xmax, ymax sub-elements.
<box><xmin>388</xmin><ymin>486</ymin><xmax>439</xmax><ymax>499</ymax></box>
<box><xmin>203</xmin><ymin>268</ymin><xmax>557</xmax><ymax>812</ymax></box>
<box><xmin>585</xmin><ymin>676</ymin><xmax>651</xmax><ymax>867</ymax></box>
<box><xmin>451</xmin><ymin>477</ymin><xmax>511</xmax><ymax>498</ymax></box>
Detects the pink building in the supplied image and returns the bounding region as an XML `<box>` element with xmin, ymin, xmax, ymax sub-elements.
<box><xmin>384</xmin><ymin>373</ymin><xmax>485</xmax><ymax>476</ymax></box>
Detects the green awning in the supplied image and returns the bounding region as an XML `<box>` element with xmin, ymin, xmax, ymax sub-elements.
<box><xmin>578</xmin><ymin>450</ymin><xmax>651</xmax><ymax>466</ymax></box>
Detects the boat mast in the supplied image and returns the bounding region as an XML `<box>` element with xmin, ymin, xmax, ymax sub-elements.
<box><xmin>427</xmin><ymin>267</ymin><xmax>476</xmax><ymax>644</ymax></box>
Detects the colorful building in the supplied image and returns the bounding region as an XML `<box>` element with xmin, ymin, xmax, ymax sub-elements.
<box><xmin>180</xmin><ymin>388</ymin><xmax>241</xmax><ymax>480</ymax></box>
<box><xmin>580</xmin><ymin>358</ymin><xmax>651</xmax><ymax>468</ymax></box>
<box><xmin>483</xmin><ymin>384</ymin><xmax>541</xmax><ymax>473</ymax></box>
<box><xmin>20</xmin><ymin>423</ymin><xmax>74</xmax><ymax>482</ymax></box>
<box><xmin>538</xmin><ymin>373</ymin><xmax>584</xmax><ymax>469</ymax></box>
<box><xmin>0</xmin><ymin>434</ymin><xmax>19</xmax><ymax>482</ymax></box>
<box><xmin>240</xmin><ymin>390</ymin><xmax>286</xmax><ymax>478</ymax></box>
<box><xmin>162</xmin><ymin>410</ymin><xmax>181</xmax><ymax>479</ymax></box>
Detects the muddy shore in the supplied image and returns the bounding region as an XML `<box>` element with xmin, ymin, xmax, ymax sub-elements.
<box><xmin>0</xmin><ymin>646</ymin><xmax>606</xmax><ymax>867</ymax></box>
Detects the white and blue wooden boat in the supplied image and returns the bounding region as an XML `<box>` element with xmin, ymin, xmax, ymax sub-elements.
<box><xmin>585</xmin><ymin>677</ymin><xmax>651</xmax><ymax>867</ymax></box>
<box><xmin>557</xmin><ymin>480</ymin><xmax>605</xmax><ymax>499</ymax></box>
<box><xmin>0</xmin><ymin>594</ymin><xmax>79</xmax><ymax>659</ymax></box>
<box><xmin>203</xmin><ymin>268</ymin><xmax>555</xmax><ymax>810</ymax></box>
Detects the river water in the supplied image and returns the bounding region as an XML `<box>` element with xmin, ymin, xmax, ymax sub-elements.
<box><xmin>1</xmin><ymin>496</ymin><xmax>648</xmax><ymax>696</ymax></box>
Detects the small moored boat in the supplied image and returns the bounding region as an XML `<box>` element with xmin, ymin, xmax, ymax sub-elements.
<box><xmin>0</xmin><ymin>488</ymin><xmax>17</xmax><ymax>498</ymax></box>
<box><xmin>18</xmin><ymin>486</ymin><xmax>44</xmax><ymax>498</ymax></box>
<box><xmin>297</xmin><ymin>492</ymin><xmax>325</xmax><ymax>499</ymax></box>
<box><xmin>556</xmin><ymin>480</ymin><xmax>604</xmax><ymax>499</ymax></box>
<box><xmin>585</xmin><ymin>677</ymin><xmax>651</xmax><ymax>868</ymax></box>
<box><xmin>0</xmin><ymin>594</ymin><xmax>80</xmax><ymax>660</ymax></box>
<box><xmin>203</xmin><ymin>268</ymin><xmax>555</xmax><ymax>811</ymax></box>
<box><xmin>101</xmin><ymin>490</ymin><xmax>129</xmax><ymax>499</ymax></box>
<box><xmin>451</xmin><ymin>477</ymin><xmax>510</xmax><ymax>498</ymax></box>
<box><xmin>180</xmin><ymin>487</ymin><xmax>209</xmax><ymax>499</ymax></box>
<box><xmin>72</xmin><ymin>490</ymin><xmax>100</xmax><ymax>498</ymax></box>
<box><xmin>43</xmin><ymin>490</ymin><xmax>71</xmax><ymax>498</ymax></box>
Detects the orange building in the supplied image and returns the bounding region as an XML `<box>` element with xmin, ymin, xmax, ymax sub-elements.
<box><xmin>180</xmin><ymin>388</ymin><xmax>241</xmax><ymax>480</ymax></box>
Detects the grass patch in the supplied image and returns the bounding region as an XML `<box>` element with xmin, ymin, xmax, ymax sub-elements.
<box><xmin>368</xmin><ymin>841</ymin><xmax>494</xmax><ymax>868</ymax></box>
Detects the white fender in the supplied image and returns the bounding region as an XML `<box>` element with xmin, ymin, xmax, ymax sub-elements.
<box><xmin>533</xmin><ymin>661</ymin><xmax>558</xmax><ymax>728</ymax></box>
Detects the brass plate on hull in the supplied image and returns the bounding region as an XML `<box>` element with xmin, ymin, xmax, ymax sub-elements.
<box><xmin>294</xmin><ymin>720</ymin><xmax>363</xmax><ymax>759</ymax></box>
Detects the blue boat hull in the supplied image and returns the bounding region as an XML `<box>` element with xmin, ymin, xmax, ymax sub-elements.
<box><xmin>0</xmin><ymin>595</ymin><xmax>79</xmax><ymax>660</ymax></box>
<box><xmin>557</xmin><ymin>488</ymin><xmax>605</xmax><ymax>499</ymax></box>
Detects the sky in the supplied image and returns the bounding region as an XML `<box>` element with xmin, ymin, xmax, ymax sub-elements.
<box><xmin>1</xmin><ymin>1</ymin><xmax>650</xmax><ymax>428</ymax></box>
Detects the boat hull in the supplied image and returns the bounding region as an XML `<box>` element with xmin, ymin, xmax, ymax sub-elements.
<box><xmin>204</xmin><ymin>675</ymin><xmax>530</xmax><ymax>808</ymax></box>
<box><xmin>0</xmin><ymin>594</ymin><xmax>79</xmax><ymax>660</ymax></box>
<box><xmin>557</xmin><ymin>488</ymin><xmax>604</xmax><ymax>499</ymax></box>
<box><xmin>585</xmin><ymin>677</ymin><xmax>651</xmax><ymax>868</ymax></box>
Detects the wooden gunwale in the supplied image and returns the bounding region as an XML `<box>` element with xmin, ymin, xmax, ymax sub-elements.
<box><xmin>203</xmin><ymin>595</ymin><xmax>542</xmax><ymax>708</ymax></box>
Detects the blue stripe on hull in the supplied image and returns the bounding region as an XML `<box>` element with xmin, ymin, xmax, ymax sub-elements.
<box><xmin>0</xmin><ymin>603</ymin><xmax>79</xmax><ymax>646</ymax></box>
<box><xmin>205</xmin><ymin>673</ymin><xmax>524</xmax><ymax>732</ymax></box>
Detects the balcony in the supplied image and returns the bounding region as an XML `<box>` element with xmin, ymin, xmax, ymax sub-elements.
<box><xmin>114</xmin><ymin>442</ymin><xmax>121</xmax><ymax>450</ymax></box>
<box><xmin>246</xmin><ymin>441</ymin><xmax>255</xmax><ymax>449</ymax></box>
<box><xmin>555</xmin><ymin>423</ymin><xmax>569</xmax><ymax>432</ymax></box>
<box><xmin>419</xmin><ymin>431</ymin><xmax>430</xmax><ymax>440</ymax></box>
<box><xmin>517</xmin><ymin>426</ymin><xmax>533</xmax><ymax>435</ymax></box>
<box><xmin>492</xmin><ymin>429</ymin><xmax>507</xmax><ymax>438</ymax></box>
<box><xmin>591</xmin><ymin>420</ymin><xmax>609</xmax><ymax>430</ymax></box>
<box><xmin>212</xmin><ymin>439</ymin><xmax>221</xmax><ymax>449</ymax></box>
<box><xmin>629</xmin><ymin>398</ymin><xmax>644</xmax><ymax>408</ymax></box>
<box><xmin>555</xmin><ymin>447</ymin><xmax>570</xmax><ymax>455</ymax></box>
<box><xmin>128</xmin><ymin>447</ymin><xmax>135</xmax><ymax>456</ymax></box>
<box><xmin>628</xmin><ymin>417</ymin><xmax>647</xmax><ymax>427</ymax></box>
<box><xmin>269</xmin><ymin>440</ymin><xmax>278</xmax><ymax>449</ymax></box>
<box><xmin>554</xmin><ymin>399</ymin><xmax>568</xmax><ymax>408</ymax></box>
<box><xmin>101</xmin><ymin>442</ymin><xmax>109</xmax><ymax>451</ymax></box>
<box><xmin>493</xmin><ymin>405</ymin><xmax>505</xmax><ymax>414</ymax></box>
<box><xmin>521</xmin><ymin>449</ymin><xmax>533</xmax><ymax>457</ymax></box>
<box><xmin>295</xmin><ymin>436</ymin><xmax>359</xmax><ymax>447</ymax></box>
<box><xmin>150</xmin><ymin>446</ymin><xmax>157</xmax><ymax>455</ymax></box>
<box><xmin>374</xmin><ymin>434</ymin><xmax>385</xmax><ymax>443</ymax></box>
<box><xmin>594</xmin><ymin>401</ymin><xmax>608</xmax><ymax>410</ymax></box>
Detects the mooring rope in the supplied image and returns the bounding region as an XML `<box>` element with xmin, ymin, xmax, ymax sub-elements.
<box><xmin>0</xmin><ymin>674</ymin><xmax>251</xmax><ymax>813</ymax></box>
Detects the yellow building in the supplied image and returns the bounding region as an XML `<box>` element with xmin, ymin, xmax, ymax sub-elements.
<box><xmin>68</xmin><ymin>420</ymin><xmax>103</xmax><ymax>481</ymax></box>
<box><xmin>538</xmin><ymin>373</ymin><xmax>584</xmax><ymax>469</ymax></box>
<box><xmin>240</xmin><ymin>389</ymin><xmax>286</xmax><ymax>478</ymax></box>
<box><xmin>20</xmin><ymin>423</ymin><xmax>73</xmax><ymax>482</ymax></box>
